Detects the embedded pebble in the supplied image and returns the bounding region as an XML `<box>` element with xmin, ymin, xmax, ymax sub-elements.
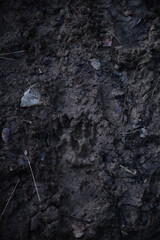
<box><xmin>46</xmin><ymin>130</ymin><xmax>50</xmax><ymax>146</ymax></box>
<box><xmin>117</xmin><ymin>15</ymin><xmax>132</xmax><ymax>22</ymax></box>
<box><xmin>2</xmin><ymin>128</ymin><xmax>10</xmax><ymax>143</ymax></box>
<box><xmin>140</xmin><ymin>128</ymin><xmax>148</xmax><ymax>138</ymax></box>
<box><xmin>90</xmin><ymin>58</ymin><xmax>101</xmax><ymax>70</ymax></box>
<box><xmin>19</xmin><ymin>157</ymin><xmax>27</xmax><ymax>165</ymax></box>
<box><xmin>40</xmin><ymin>151</ymin><xmax>46</xmax><ymax>161</ymax></box>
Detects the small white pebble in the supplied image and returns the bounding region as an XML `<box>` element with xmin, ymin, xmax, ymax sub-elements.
<box><xmin>140</xmin><ymin>128</ymin><xmax>148</xmax><ymax>138</ymax></box>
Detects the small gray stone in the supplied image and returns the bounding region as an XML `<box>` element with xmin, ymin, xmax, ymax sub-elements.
<box><xmin>20</xmin><ymin>85</ymin><xmax>43</xmax><ymax>107</ymax></box>
<box><xmin>90</xmin><ymin>58</ymin><xmax>100</xmax><ymax>70</ymax></box>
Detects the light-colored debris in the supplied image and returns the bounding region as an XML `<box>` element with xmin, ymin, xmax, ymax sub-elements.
<box><xmin>72</xmin><ymin>223</ymin><xmax>85</xmax><ymax>238</ymax></box>
<box><xmin>90</xmin><ymin>58</ymin><xmax>100</xmax><ymax>70</ymax></box>
<box><xmin>140</xmin><ymin>127</ymin><xmax>148</xmax><ymax>138</ymax></box>
<box><xmin>20</xmin><ymin>85</ymin><xmax>43</xmax><ymax>107</ymax></box>
<box><xmin>102</xmin><ymin>37</ymin><xmax>112</xmax><ymax>47</ymax></box>
<box><xmin>120</xmin><ymin>165</ymin><xmax>137</xmax><ymax>176</ymax></box>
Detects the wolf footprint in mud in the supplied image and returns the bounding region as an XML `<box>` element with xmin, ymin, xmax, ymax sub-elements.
<box><xmin>70</xmin><ymin>118</ymin><xmax>97</xmax><ymax>158</ymax></box>
<box><xmin>48</xmin><ymin>114</ymin><xmax>72</xmax><ymax>154</ymax></box>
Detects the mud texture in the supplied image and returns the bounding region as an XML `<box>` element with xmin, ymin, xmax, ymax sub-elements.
<box><xmin>0</xmin><ymin>0</ymin><xmax>160</xmax><ymax>239</ymax></box>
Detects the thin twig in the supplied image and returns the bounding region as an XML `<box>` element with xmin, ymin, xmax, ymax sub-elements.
<box><xmin>0</xmin><ymin>179</ymin><xmax>20</xmax><ymax>220</ymax></box>
<box><xmin>24</xmin><ymin>151</ymin><xmax>41</xmax><ymax>202</ymax></box>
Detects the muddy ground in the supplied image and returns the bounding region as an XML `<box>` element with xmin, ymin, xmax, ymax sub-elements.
<box><xmin>0</xmin><ymin>0</ymin><xmax>160</xmax><ymax>239</ymax></box>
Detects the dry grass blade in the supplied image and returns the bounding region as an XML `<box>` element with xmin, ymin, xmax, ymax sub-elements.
<box><xmin>120</xmin><ymin>165</ymin><xmax>137</xmax><ymax>176</ymax></box>
<box><xmin>0</xmin><ymin>50</ymin><xmax>25</xmax><ymax>57</ymax></box>
<box><xmin>108</xmin><ymin>31</ymin><xmax>121</xmax><ymax>44</ymax></box>
<box><xmin>0</xmin><ymin>50</ymin><xmax>25</xmax><ymax>60</ymax></box>
<box><xmin>142</xmin><ymin>89</ymin><xmax>153</xmax><ymax>101</ymax></box>
<box><xmin>0</xmin><ymin>57</ymin><xmax>15</xmax><ymax>60</ymax></box>
<box><xmin>22</xmin><ymin>120</ymin><xmax>32</xmax><ymax>124</ymax></box>
<box><xmin>24</xmin><ymin>151</ymin><xmax>41</xmax><ymax>202</ymax></box>
<box><xmin>0</xmin><ymin>179</ymin><xmax>20</xmax><ymax>220</ymax></box>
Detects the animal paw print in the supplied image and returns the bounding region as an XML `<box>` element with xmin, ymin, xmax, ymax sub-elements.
<box><xmin>48</xmin><ymin>114</ymin><xmax>72</xmax><ymax>154</ymax></box>
<box><xmin>70</xmin><ymin>118</ymin><xmax>97</xmax><ymax>158</ymax></box>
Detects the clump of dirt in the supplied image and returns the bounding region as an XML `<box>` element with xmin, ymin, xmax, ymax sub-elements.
<box><xmin>0</xmin><ymin>0</ymin><xmax>160</xmax><ymax>239</ymax></box>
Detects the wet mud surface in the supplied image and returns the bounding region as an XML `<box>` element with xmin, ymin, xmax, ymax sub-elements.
<box><xmin>0</xmin><ymin>0</ymin><xmax>160</xmax><ymax>239</ymax></box>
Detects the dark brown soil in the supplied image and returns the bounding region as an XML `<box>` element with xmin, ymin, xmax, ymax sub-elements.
<box><xmin>0</xmin><ymin>0</ymin><xmax>160</xmax><ymax>239</ymax></box>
